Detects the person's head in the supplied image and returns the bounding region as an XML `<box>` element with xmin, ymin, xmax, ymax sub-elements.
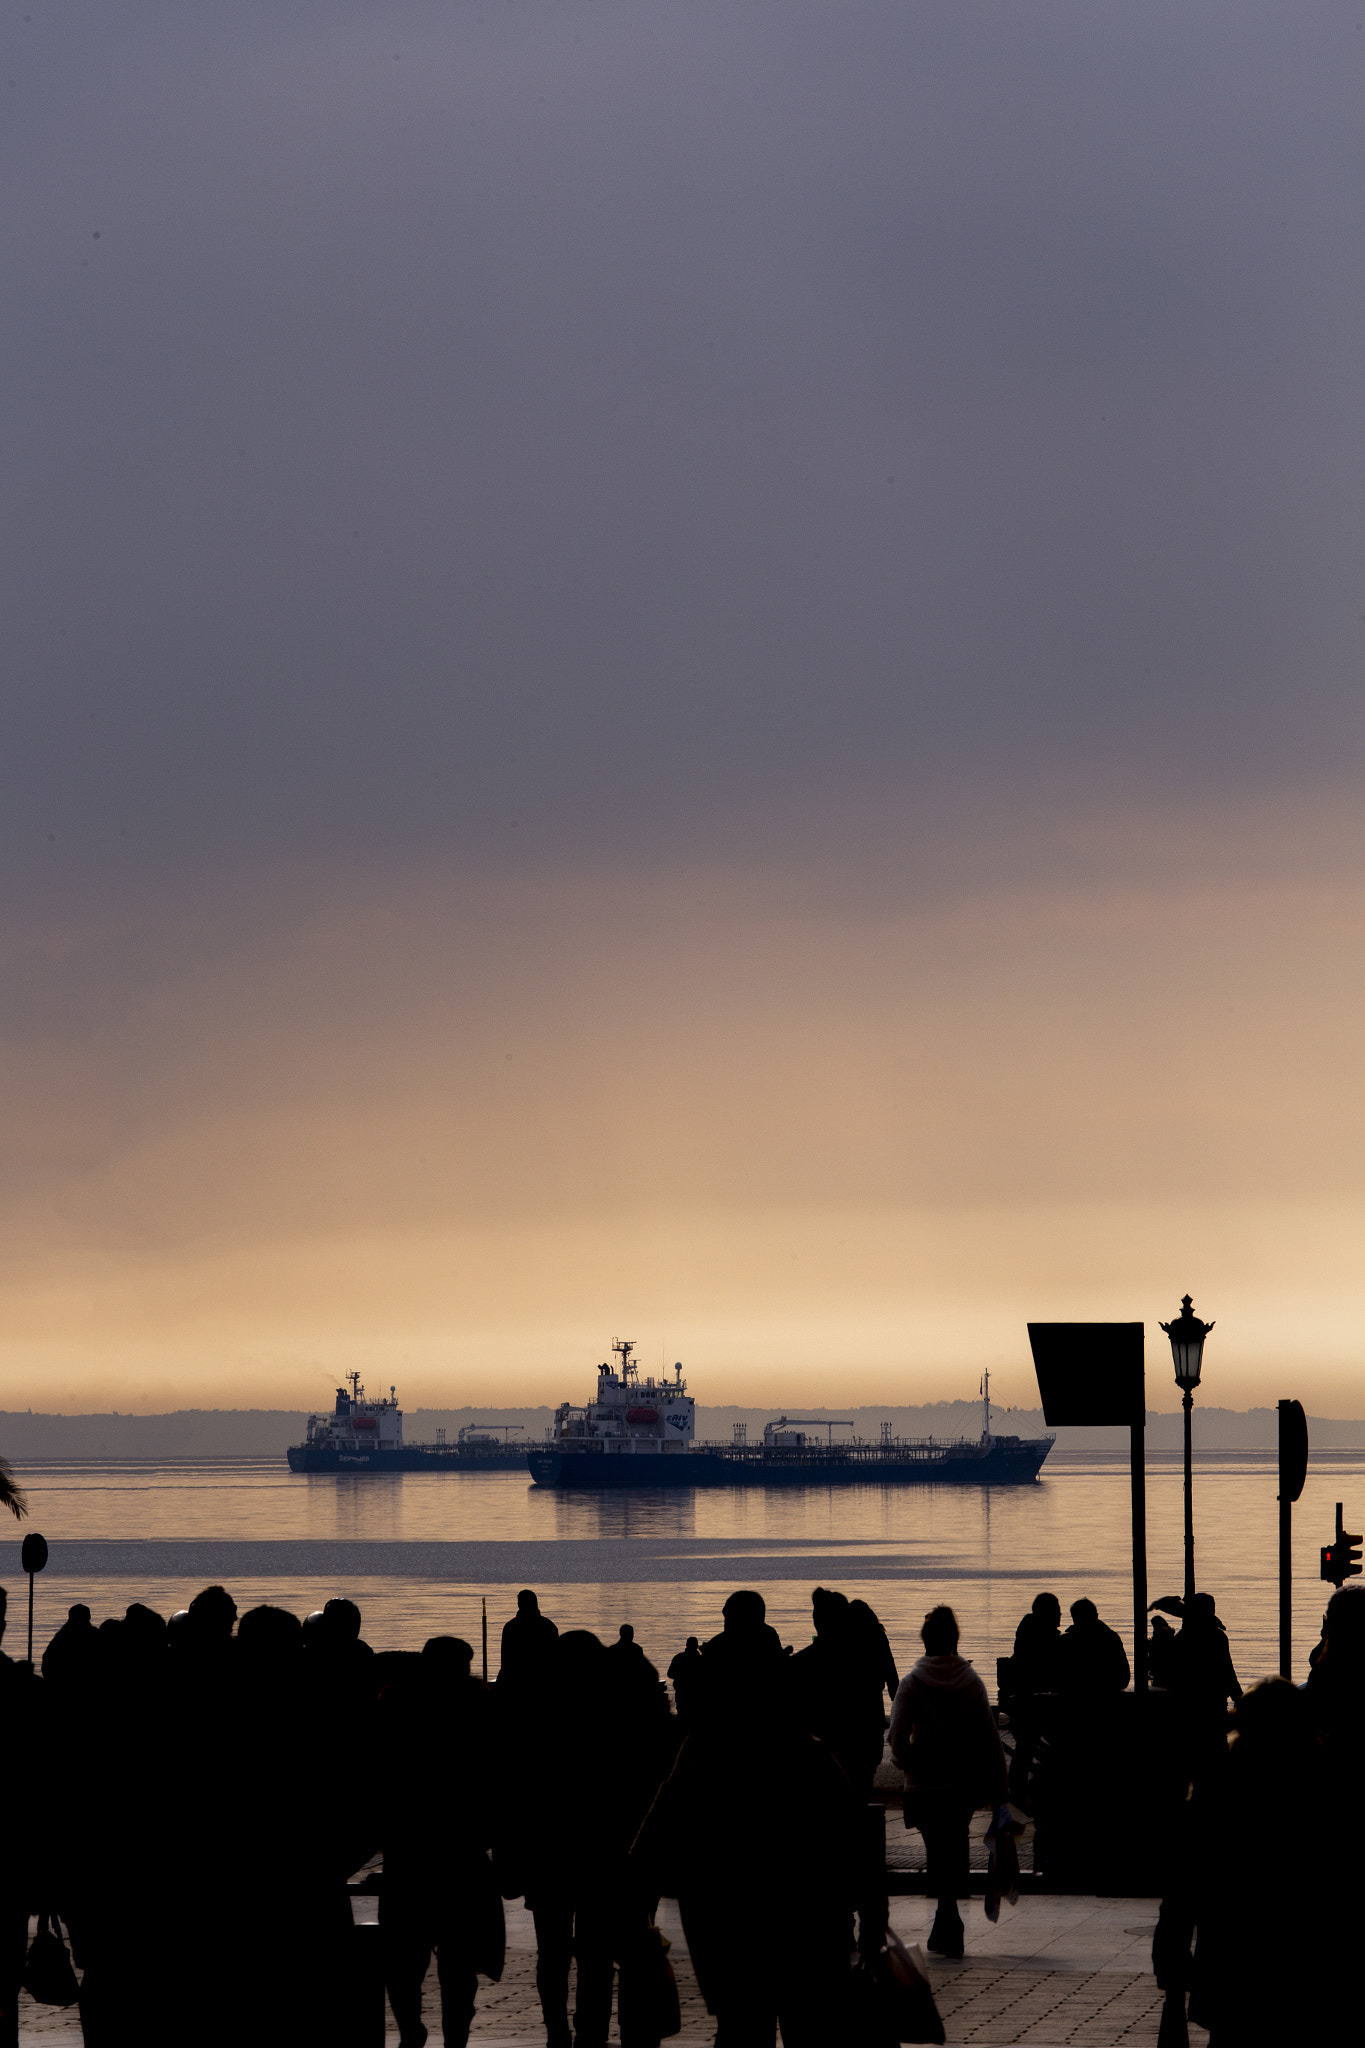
<box><xmin>555</xmin><ymin>1629</ymin><xmax>607</xmax><ymax>1692</ymax></box>
<box><xmin>685</xmin><ymin>1636</ymin><xmax>699</xmax><ymax>1652</ymax></box>
<box><xmin>322</xmin><ymin>1597</ymin><xmax>362</xmax><ymax>1644</ymax></box>
<box><xmin>618</xmin><ymin>1623</ymin><xmax>634</xmax><ymax>1643</ymax></box>
<box><xmin>188</xmin><ymin>1584</ymin><xmax>237</xmax><ymax>1640</ymax></box>
<box><xmin>123</xmin><ymin>1603</ymin><xmax>166</xmax><ymax>1654</ymax></box>
<box><xmin>1070</xmin><ymin>1598</ymin><xmax>1099</xmax><ymax>1628</ymax></box>
<box><xmin>1032</xmin><ymin>1593</ymin><xmax>1062</xmax><ymax>1629</ymax></box>
<box><xmin>721</xmin><ymin>1589</ymin><xmax>767</xmax><ymax>1633</ymax></box>
<box><xmin>1324</xmin><ymin>1585</ymin><xmax>1365</xmax><ymax>1657</ymax></box>
<box><xmin>68</xmin><ymin>1603</ymin><xmax>92</xmax><ymax>1627</ymax></box>
<box><xmin>1188</xmin><ymin>1592</ymin><xmax>1218</xmax><ymax>1627</ymax></box>
<box><xmin>1230</xmin><ymin>1676</ymin><xmax>1309</xmax><ymax>1763</ymax></box>
<box><xmin>516</xmin><ymin>1589</ymin><xmax>540</xmax><ymax>1616</ymax></box>
<box><xmin>921</xmin><ymin>1606</ymin><xmax>960</xmax><ymax>1656</ymax></box>
<box><xmin>236</xmin><ymin>1604</ymin><xmax>303</xmax><ymax>1669</ymax></box>
<box><xmin>421</xmin><ymin>1635</ymin><xmax>474</xmax><ymax>1679</ymax></box>
<box><xmin>811</xmin><ymin>1586</ymin><xmax>850</xmax><ymax>1639</ymax></box>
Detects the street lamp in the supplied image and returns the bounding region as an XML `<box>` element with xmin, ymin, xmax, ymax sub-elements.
<box><xmin>1160</xmin><ymin>1294</ymin><xmax>1214</xmax><ymax>1606</ymax></box>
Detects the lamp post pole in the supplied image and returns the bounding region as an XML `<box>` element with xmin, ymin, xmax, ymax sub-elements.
<box><xmin>1161</xmin><ymin>1295</ymin><xmax>1213</xmax><ymax>1615</ymax></box>
<box><xmin>1182</xmin><ymin>1387</ymin><xmax>1195</xmax><ymax>1607</ymax></box>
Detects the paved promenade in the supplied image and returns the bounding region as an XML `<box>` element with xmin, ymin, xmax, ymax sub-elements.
<box><xmin>17</xmin><ymin>1893</ymin><xmax>1202</xmax><ymax>2046</ymax></box>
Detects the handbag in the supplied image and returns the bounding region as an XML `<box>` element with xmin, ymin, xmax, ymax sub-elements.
<box><xmin>862</xmin><ymin>1929</ymin><xmax>945</xmax><ymax>2046</ymax></box>
<box><xmin>23</xmin><ymin>1911</ymin><xmax>80</xmax><ymax>2007</ymax></box>
<box><xmin>617</xmin><ymin>1921</ymin><xmax>681</xmax><ymax>2046</ymax></box>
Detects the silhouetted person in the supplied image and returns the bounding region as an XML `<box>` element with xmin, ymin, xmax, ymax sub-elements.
<box><xmin>634</xmin><ymin>1612</ymin><xmax>860</xmax><ymax>2046</ymax></box>
<box><xmin>322</xmin><ymin>1594</ymin><xmax>369</xmax><ymax>1649</ymax></box>
<box><xmin>791</xmin><ymin>1587</ymin><xmax>886</xmax><ymax>1793</ymax></box>
<box><xmin>380</xmin><ymin>1637</ymin><xmax>504</xmax><ymax>2047</ymax></box>
<box><xmin>666</xmin><ymin>1637</ymin><xmax>703</xmax><ymax>1727</ymax></box>
<box><xmin>0</xmin><ymin>1588</ymin><xmax>41</xmax><ymax>2048</ymax></box>
<box><xmin>889</xmin><ymin>1605</ymin><xmax>1007</xmax><ymax>1958</ymax></box>
<box><xmin>54</xmin><ymin>1588</ymin><xmax>178</xmax><ymax>2048</ymax></box>
<box><xmin>188</xmin><ymin>1581</ymin><xmax>237</xmax><ymax>1640</ymax></box>
<box><xmin>1012</xmin><ymin>1593</ymin><xmax>1063</xmax><ymax>1693</ymax></box>
<box><xmin>1156</xmin><ymin>1678</ymin><xmax>1341</xmax><ymax>2044</ymax></box>
<box><xmin>1305</xmin><ymin>1583</ymin><xmax>1365</xmax><ymax>1780</ymax></box>
<box><xmin>233</xmin><ymin>1603</ymin><xmax>365</xmax><ymax>2047</ymax></box>
<box><xmin>1161</xmin><ymin>1592</ymin><xmax>1241</xmax><ymax>1777</ymax></box>
<box><xmin>1007</xmin><ymin>1593</ymin><xmax>1062</xmax><ymax>1801</ymax></box>
<box><xmin>122</xmin><ymin>1601</ymin><xmax>166</xmax><ymax>1657</ymax></box>
<box><xmin>497</xmin><ymin>1590</ymin><xmax>558</xmax><ymax>1731</ymax></box>
<box><xmin>1058</xmin><ymin>1598</ymin><xmax>1130</xmax><ymax>1695</ymax></box>
<box><xmin>697</xmin><ymin>1589</ymin><xmax>786</xmax><ymax>1724</ymax></box>
<box><xmin>516</xmin><ymin>1630</ymin><xmax>648</xmax><ymax>2048</ymax></box>
<box><xmin>848</xmin><ymin>1597</ymin><xmax>899</xmax><ymax>1701</ymax></box>
<box><xmin>41</xmin><ymin>1603</ymin><xmax>99</xmax><ymax>1693</ymax></box>
<box><xmin>304</xmin><ymin>1594</ymin><xmax>377</xmax><ymax>1729</ymax></box>
<box><xmin>176</xmin><ymin>1582</ymin><xmax>238</xmax><ymax>1693</ymax></box>
<box><xmin>606</xmin><ymin>1622</ymin><xmax>670</xmax><ymax>1732</ymax></box>
<box><xmin>608</xmin><ymin>1620</ymin><xmax>644</xmax><ymax>1667</ymax></box>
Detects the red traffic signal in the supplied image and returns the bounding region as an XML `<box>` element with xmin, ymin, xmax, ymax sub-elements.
<box><xmin>1321</xmin><ymin>1503</ymin><xmax>1363</xmax><ymax>1588</ymax></box>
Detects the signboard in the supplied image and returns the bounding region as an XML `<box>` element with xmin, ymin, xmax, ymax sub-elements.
<box><xmin>1278</xmin><ymin>1398</ymin><xmax>1308</xmax><ymax>1504</ymax></box>
<box><xmin>1026</xmin><ymin>1322</ymin><xmax>1145</xmax><ymax>1427</ymax></box>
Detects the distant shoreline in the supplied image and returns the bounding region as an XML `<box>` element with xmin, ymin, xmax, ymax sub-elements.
<box><xmin>5</xmin><ymin>1407</ymin><xmax>1365</xmax><ymax>1462</ymax></box>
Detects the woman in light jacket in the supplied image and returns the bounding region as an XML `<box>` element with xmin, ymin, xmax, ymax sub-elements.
<box><xmin>889</xmin><ymin>1605</ymin><xmax>1007</xmax><ymax>1958</ymax></box>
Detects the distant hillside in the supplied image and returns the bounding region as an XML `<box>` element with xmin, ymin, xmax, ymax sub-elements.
<box><xmin>1</xmin><ymin>1400</ymin><xmax>1363</xmax><ymax>1457</ymax></box>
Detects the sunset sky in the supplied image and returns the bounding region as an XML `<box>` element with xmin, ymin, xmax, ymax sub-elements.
<box><xmin>3</xmin><ymin>2</ymin><xmax>1364</xmax><ymax>1415</ymax></box>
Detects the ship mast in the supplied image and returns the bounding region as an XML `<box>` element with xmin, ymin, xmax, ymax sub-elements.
<box><xmin>980</xmin><ymin>1369</ymin><xmax>991</xmax><ymax>1440</ymax></box>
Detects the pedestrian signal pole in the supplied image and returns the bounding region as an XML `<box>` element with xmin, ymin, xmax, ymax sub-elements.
<box><xmin>1320</xmin><ymin>1502</ymin><xmax>1363</xmax><ymax>1591</ymax></box>
<box><xmin>1277</xmin><ymin>1400</ymin><xmax>1308</xmax><ymax>1678</ymax></box>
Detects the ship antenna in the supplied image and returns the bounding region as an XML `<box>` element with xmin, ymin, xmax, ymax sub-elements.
<box><xmin>981</xmin><ymin>1370</ymin><xmax>991</xmax><ymax>1441</ymax></box>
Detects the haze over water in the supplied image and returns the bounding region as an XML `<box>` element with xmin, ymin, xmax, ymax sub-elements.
<box><xmin>9</xmin><ymin>1452</ymin><xmax>1361</xmax><ymax>1685</ymax></box>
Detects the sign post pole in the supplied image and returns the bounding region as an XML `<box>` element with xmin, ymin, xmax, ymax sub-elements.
<box><xmin>1131</xmin><ymin>1419</ymin><xmax>1148</xmax><ymax>1694</ymax></box>
<box><xmin>1277</xmin><ymin>1400</ymin><xmax>1308</xmax><ymax>1678</ymax></box>
<box><xmin>20</xmin><ymin>1531</ymin><xmax>48</xmax><ymax>1671</ymax></box>
<box><xmin>1028</xmin><ymin>1322</ymin><xmax>1146</xmax><ymax>1691</ymax></box>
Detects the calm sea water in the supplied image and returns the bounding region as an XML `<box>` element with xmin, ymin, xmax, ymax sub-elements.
<box><xmin>5</xmin><ymin>1448</ymin><xmax>1363</xmax><ymax>1685</ymax></box>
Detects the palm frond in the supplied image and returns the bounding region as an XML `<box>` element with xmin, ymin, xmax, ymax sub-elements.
<box><xmin>0</xmin><ymin>1458</ymin><xmax>28</xmax><ymax>1522</ymax></box>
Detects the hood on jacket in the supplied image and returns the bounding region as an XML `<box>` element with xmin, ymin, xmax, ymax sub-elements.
<box><xmin>908</xmin><ymin>1653</ymin><xmax>981</xmax><ymax>1691</ymax></box>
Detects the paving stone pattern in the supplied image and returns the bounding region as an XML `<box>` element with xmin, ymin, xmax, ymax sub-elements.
<box><xmin>18</xmin><ymin>1896</ymin><xmax>1209</xmax><ymax>2047</ymax></box>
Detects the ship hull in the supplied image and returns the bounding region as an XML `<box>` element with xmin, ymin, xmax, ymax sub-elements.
<box><xmin>526</xmin><ymin>1438</ymin><xmax>1053</xmax><ymax>1488</ymax></box>
<box><xmin>286</xmin><ymin>1444</ymin><xmax>529</xmax><ymax>1473</ymax></box>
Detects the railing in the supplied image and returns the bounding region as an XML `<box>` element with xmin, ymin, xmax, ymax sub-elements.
<box><xmin>697</xmin><ymin>1437</ymin><xmax>983</xmax><ymax>1465</ymax></box>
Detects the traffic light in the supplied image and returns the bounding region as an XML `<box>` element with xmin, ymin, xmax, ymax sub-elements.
<box><xmin>1321</xmin><ymin>1503</ymin><xmax>1362</xmax><ymax>1588</ymax></box>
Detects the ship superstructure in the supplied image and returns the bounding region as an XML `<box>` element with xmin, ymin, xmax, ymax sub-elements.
<box><xmin>528</xmin><ymin>1357</ymin><xmax>1053</xmax><ymax>1489</ymax></box>
<box><xmin>286</xmin><ymin>1374</ymin><xmax>528</xmax><ymax>1473</ymax></box>
<box><xmin>548</xmin><ymin>1339</ymin><xmax>696</xmax><ymax>1460</ymax></box>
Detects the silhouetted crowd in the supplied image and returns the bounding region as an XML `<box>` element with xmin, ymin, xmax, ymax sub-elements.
<box><xmin>0</xmin><ymin>1582</ymin><xmax>902</xmax><ymax>2048</ymax></box>
<box><xmin>0</xmin><ymin>1577</ymin><xmax>1357</xmax><ymax>2047</ymax></box>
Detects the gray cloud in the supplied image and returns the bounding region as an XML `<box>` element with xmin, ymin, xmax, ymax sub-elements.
<box><xmin>3</xmin><ymin>0</ymin><xmax>1364</xmax><ymax>893</ymax></box>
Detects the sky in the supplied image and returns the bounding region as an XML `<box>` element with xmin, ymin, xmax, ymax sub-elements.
<box><xmin>2</xmin><ymin>1</ymin><xmax>1364</xmax><ymax>1415</ymax></box>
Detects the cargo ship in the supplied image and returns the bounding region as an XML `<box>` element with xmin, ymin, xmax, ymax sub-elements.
<box><xmin>286</xmin><ymin>1375</ymin><xmax>528</xmax><ymax>1473</ymax></box>
<box><xmin>526</xmin><ymin>1343</ymin><xmax>1053</xmax><ymax>1488</ymax></box>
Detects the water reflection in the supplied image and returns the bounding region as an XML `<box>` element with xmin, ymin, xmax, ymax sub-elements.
<box><xmin>550</xmin><ymin>1488</ymin><xmax>697</xmax><ymax>1544</ymax></box>
<box><xmin>11</xmin><ymin>1452</ymin><xmax>1365</xmax><ymax>1685</ymax></box>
